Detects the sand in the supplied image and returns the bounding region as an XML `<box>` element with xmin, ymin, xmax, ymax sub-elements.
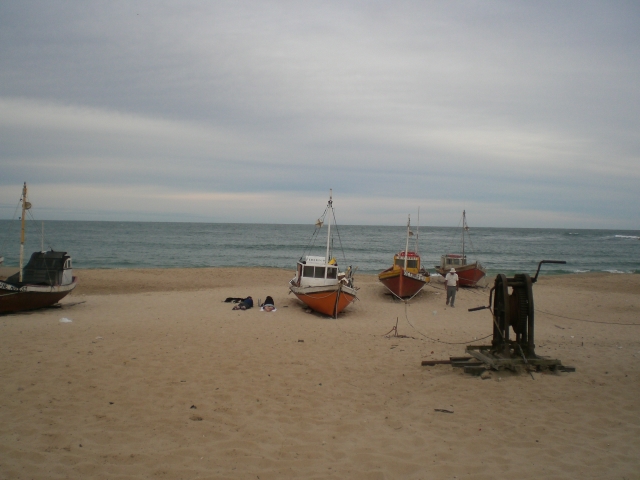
<box><xmin>1</xmin><ymin>268</ymin><xmax>639</xmax><ymax>479</ymax></box>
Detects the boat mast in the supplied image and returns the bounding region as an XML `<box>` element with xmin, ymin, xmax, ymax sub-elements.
<box><xmin>404</xmin><ymin>214</ymin><xmax>410</xmax><ymax>269</ymax></box>
<box><xmin>325</xmin><ymin>190</ymin><xmax>332</xmax><ymax>279</ymax></box>
<box><xmin>19</xmin><ymin>182</ymin><xmax>30</xmax><ymax>282</ymax></box>
<box><xmin>462</xmin><ymin>210</ymin><xmax>466</xmax><ymax>260</ymax></box>
<box><xmin>416</xmin><ymin>207</ymin><xmax>420</xmax><ymax>256</ymax></box>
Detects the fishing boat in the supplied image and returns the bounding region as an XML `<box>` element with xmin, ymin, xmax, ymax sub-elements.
<box><xmin>0</xmin><ymin>183</ymin><xmax>77</xmax><ymax>314</ymax></box>
<box><xmin>289</xmin><ymin>191</ymin><xmax>357</xmax><ymax>318</ymax></box>
<box><xmin>378</xmin><ymin>214</ymin><xmax>429</xmax><ymax>299</ymax></box>
<box><xmin>435</xmin><ymin>210</ymin><xmax>486</xmax><ymax>287</ymax></box>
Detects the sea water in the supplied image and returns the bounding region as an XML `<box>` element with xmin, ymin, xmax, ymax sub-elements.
<box><xmin>0</xmin><ymin>220</ymin><xmax>638</xmax><ymax>276</ymax></box>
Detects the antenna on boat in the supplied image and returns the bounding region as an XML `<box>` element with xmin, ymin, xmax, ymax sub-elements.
<box><xmin>404</xmin><ymin>214</ymin><xmax>410</xmax><ymax>270</ymax></box>
<box><xmin>325</xmin><ymin>189</ymin><xmax>332</xmax><ymax>277</ymax></box>
<box><xmin>416</xmin><ymin>207</ymin><xmax>420</xmax><ymax>256</ymax></box>
<box><xmin>462</xmin><ymin>210</ymin><xmax>466</xmax><ymax>260</ymax></box>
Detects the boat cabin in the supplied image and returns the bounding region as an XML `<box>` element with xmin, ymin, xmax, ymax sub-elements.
<box><xmin>293</xmin><ymin>255</ymin><xmax>339</xmax><ymax>287</ymax></box>
<box><xmin>439</xmin><ymin>254</ymin><xmax>467</xmax><ymax>270</ymax></box>
<box><xmin>394</xmin><ymin>251</ymin><xmax>420</xmax><ymax>272</ymax></box>
<box><xmin>6</xmin><ymin>251</ymin><xmax>74</xmax><ymax>287</ymax></box>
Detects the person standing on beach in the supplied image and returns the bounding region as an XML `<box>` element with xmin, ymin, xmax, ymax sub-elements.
<box><xmin>445</xmin><ymin>268</ymin><xmax>459</xmax><ymax>307</ymax></box>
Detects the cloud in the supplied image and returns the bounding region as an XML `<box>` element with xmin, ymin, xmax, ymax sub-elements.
<box><xmin>0</xmin><ymin>2</ymin><xmax>638</xmax><ymax>228</ymax></box>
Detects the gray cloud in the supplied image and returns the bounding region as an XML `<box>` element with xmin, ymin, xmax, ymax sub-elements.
<box><xmin>0</xmin><ymin>1</ymin><xmax>638</xmax><ymax>228</ymax></box>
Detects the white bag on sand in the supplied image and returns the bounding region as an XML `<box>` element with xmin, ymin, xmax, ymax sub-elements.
<box><xmin>59</xmin><ymin>318</ymin><xmax>73</xmax><ymax>323</ymax></box>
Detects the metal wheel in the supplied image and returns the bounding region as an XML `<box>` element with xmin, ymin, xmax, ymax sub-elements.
<box><xmin>492</xmin><ymin>274</ymin><xmax>510</xmax><ymax>354</ymax></box>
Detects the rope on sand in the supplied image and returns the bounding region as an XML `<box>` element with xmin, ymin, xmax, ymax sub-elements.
<box><xmin>383</xmin><ymin>301</ymin><xmax>493</xmax><ymax>345</ymax></box>
<box><xmin>431</xmin><ymin>280</ymin><xmax>639</xmax><ymax>326</ymax></box>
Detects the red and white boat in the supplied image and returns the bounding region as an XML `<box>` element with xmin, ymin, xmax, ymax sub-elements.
<box><xmin>378</xmin><ymin>215</ymin><xmax>429</xmax><ymax>299</ymax></box>
<box><xmin>435</xmin><ymin>210</ymin><xmax>486</xmax><ymax>287</ymax></box>
<box><xmin>289</xmin><ymin>191</ymin><xmax>357</xmax><ymax>318</ymax></box>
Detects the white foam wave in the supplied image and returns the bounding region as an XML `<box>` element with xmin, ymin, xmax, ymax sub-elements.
<box><xmin>614</xmin><ymin>235</ymin><xmax>639</xmax><ymax>240</ymax></box>
<box><xmin>604</xmin><ymin>269</ymin><xmax>626</xmax><ymax>274</ymax></box>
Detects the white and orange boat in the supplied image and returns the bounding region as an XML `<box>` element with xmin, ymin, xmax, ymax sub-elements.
<box><xmin>435</xmin><ymin>210</ymin><xmax>486</xmax><ymax>287</ymax></box>
<box><xmin>289</xmin><ymin>191</ymin><xmax>357</xmax><ymax>318</ymax></box>
<box><xmin>378</xmin><ymin>215</ymin><xmax>429</xmax><ymax>299</ymax></box>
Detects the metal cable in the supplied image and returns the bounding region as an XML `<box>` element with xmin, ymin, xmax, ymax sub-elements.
<box><xmin>536</xmin><ymin>309</ymin><xmax>640</xmax><ymax>326</ymax></box>
<box><xmin>298</xmin><ymin>205</ymin><xmax>329</xmax><ymax>260</ymax></box>
<box><xmin>430</xmin><ymin>280</ymin><xmax>640</xmax><ymax>327</ymax></box>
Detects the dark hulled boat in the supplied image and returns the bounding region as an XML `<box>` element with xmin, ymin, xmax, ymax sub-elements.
<box><xmin>0</xmin><ymin>183</ymin><xmax>77</xmax><ymax>314</ymax></box>
<box><xmin>1</xmin><ymin>251</ymin><xmax>77</xmax><ymax>314</ymax></box>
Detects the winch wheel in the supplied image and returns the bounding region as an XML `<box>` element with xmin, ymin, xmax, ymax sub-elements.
<box><xmin>492</xmin><ymin>274</ymin><xmax>511</xmax><ymax>352</ymax></box>
<box><xmin>511</xmin><ymin>288</ymin><xmax>528</xmax><ymax>335</ymax></box>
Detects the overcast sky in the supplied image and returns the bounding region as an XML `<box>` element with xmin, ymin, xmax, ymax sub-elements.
<box><xmin>1</xmin><ymin>1</ymin><xmax>638</xmax><ymax>228</ymax></box>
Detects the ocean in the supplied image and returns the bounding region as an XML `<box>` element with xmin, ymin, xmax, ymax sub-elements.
<box><xmin>1</xmin><ymin>220</ymin><xmax>639</xmax><ymax>276</ymax></box>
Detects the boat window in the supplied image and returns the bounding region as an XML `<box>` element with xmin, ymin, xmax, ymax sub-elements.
<box><xmin>327</xmin><ymin>267</ymin><xmax>337</xmax><ymax>279</ymax></box>
<box><xmin>303</xmin><ymin>266</ymin><xmax>314</xmax><ymax>277</ymax></box>
<box><xmin>314</xmin><ymin>267</ymin><xmax>326</xmax><ymax>278</ymax></box>
<box><xmin>454</xmin><ymin>259</ymin><xmax>460</xmax><ymax>265</ymax></box>
<box><xmin>396</xmin><ymin>258</ymin><xmax>419</xmax><ymax>269</ymax></box>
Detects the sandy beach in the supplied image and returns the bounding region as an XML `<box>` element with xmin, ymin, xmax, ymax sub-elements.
<box><xmin>1</xmin><ymin>267</ymin><xmax>639</xmax><ymax>479</ymax></box>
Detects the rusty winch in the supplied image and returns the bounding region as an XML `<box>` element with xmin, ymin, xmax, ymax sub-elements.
<box><xmin>463</xmin><ymin>260</ymin><xmax>572</xmax><ymax>373</ymax></box>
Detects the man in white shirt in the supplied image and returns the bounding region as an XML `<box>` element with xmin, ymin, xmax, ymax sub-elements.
<box><xmin>444</xmin><ymin>268</ymin><xmax>459</xmax><ymax>307</ymax></box>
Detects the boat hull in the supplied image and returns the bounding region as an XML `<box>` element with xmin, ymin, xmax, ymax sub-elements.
<box><xmin>437</xmin><ymin>263</ymin><xmax>485</xmax><ymax>287</ymax></box>
<box><xmin>0</xmin><ymin>278</ymin><xmax>77</xmax><ymax>314</ymax></box>
<box><xmin>378</xmin><ymin>267</ymin><xmax>427</xmax><ymax>299</ymax></box>
<box><xmin>289</xmin><ymin>284</ymin><xmax>357</xmax><ymax>318</ymax></box>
